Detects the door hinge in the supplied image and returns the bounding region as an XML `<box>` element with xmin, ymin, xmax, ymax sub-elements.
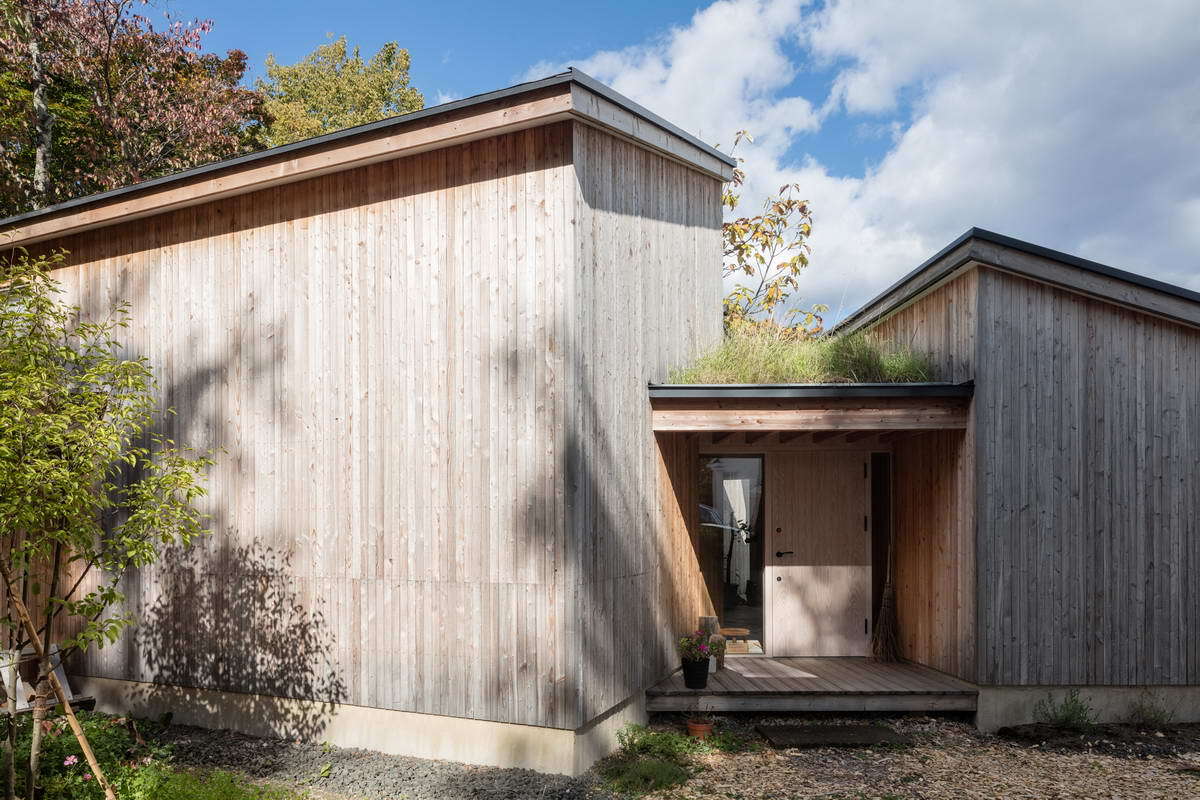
<box><xmin>864</xmin><ymin>617</ymin><xmax>869</xmax><ymax>635</ymax></box>
<box><xmin>863</xmin><ymin>515</ymin><xmax>868</xmax><ymax>531</ymax></box>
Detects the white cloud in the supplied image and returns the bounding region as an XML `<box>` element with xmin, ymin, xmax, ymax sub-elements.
<box><xmin>529</xmin><ymin>0</ymin><xmax>1200</xmax><ymax>320</ymax></box>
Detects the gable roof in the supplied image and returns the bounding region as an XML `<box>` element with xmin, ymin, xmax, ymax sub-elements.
<box><xmin>835</xmin><ymin>228</ymin><xmax>1200</xmax><ymax>333</ymax></box>
<box><xmin>0</xmin><ymin>68</ymin><xmax>735</xmax><ymax>247</ymax></box>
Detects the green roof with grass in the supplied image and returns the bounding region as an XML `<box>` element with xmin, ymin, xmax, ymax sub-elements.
<box><xmin>667</xmin><ymin>328</ymin><xmax>935</xmax><ymax>385</ymax></box>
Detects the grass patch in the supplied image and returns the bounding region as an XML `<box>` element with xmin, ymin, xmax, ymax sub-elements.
<box><xmin>668</xmin><ymin>328</ymin><xmax>935</xmax><ymax>384</ymax></box>
<box><xmin>601</xmin><ymin>724</ymin><xmax>759</xmax><ymax>796</ymax></box>
<box><xmin>48</xmin><ymin>763</ymin><xmax>306</xmax><ymax>800</ymax></box>
<box><xmin>0</xmin><ymin>711</ymin><xmax>307</xmax><ymax>800</ymax></box>
<box><xmin>600</xmin><ymin>757</ymin><xmax>690</xmax><ymax>796</ymax></box>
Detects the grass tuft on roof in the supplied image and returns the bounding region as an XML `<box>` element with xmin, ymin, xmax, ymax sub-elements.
<box><xmin>668</xmin><ymin>326</ymin><xmax>935</xmax><ymax>384</ymax></box>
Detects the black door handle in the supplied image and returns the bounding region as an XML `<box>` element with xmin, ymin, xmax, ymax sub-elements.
<box><xmin>775</xmin><ymin>550</ymin><xmax>794</xmax><ymax>558</ymax></box>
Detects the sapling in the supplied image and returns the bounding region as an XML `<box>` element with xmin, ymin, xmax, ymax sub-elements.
<box><xmin>0</xmin><ymin>248</ymin><xmax>211</xmax><ymax>798</ymax></box>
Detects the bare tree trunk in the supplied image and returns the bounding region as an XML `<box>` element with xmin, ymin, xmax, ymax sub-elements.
<box><xmin>27</xmin><ymin>542</ymin><xmax>62</xmax><ymax>800</ymax></box>
<box><xmin>26</xmin><ymin>671</ymin><xmax>47</xmax><ymax>800</ymax></box>
<box><xmin>3</xmin><ymin>538</ymin><xmax>22</xmax><ymax>800</ymax></box>
<box><xmin>3</xmin><ymin>636</ymin><xmax>15</xmax><ymax>800</ymax></box>
<box><xmin>0</xmin><ymin>561</ymin><xmax>116</xmax><ymax>800</ymax></box>
<box><xmin>23</xmin><ymin>4</ymin><xmax>53</xmax><ymax>208</ymax></box>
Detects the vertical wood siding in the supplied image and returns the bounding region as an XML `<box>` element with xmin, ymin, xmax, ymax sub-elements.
<box><xmin>43</xmin><ymin>124</ymin><xmax>584</xmax><ymax>730</ymax></box>
<box><xmin>36</xmin><ymin>119</ymin><xmax>725</xmax><ymax>732</ymax></box>
<box><xmin>872</xmin><ymin>272</ymin><xmax>979</xmax><ymax>682</ymax></box>
<box><xmin>873</xmin><ymin>269</ymin><xmax>979</xmax><ymax>384</ymax></box>
<box><xmin>568</xmin><ymin>123</ymin><xmax>724</xmax><ymax>725</ymax></box>
<box><xmin>876</xmin><ymin>263</ymin><xmax>1200</xmax><ymax>686</ymax></box>
<box><xmin>892</xmin><ymin>431</ymin><xmax>976</xmax><ymax>680</ymax></box>
<box><xmin>974</xmin><ymin>269</ymin><xmax>1200</xmax><ymax>686</ymax></box>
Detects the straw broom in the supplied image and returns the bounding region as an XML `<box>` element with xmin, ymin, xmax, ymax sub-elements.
<box><xmin>872</xmin><ymin>524</ymin><xmax>900</xmax><ymax>662</ymax></box>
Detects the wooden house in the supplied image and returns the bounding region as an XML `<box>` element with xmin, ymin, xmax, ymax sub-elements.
<box><xmin>648</xmin><ymin>228</ymin><xmax>1200</xmax><ymax>731</ymax></box>
<box><xmin>3</xmin><ymin>70</ymin><xmax>1198</xmax><ymax>774</ymax></box>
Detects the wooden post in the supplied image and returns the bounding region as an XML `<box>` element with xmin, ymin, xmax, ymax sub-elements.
<box><xmin>0</xmin><ymin>561</ymin><xmax>117</xmax><ymax>800</ymax></box>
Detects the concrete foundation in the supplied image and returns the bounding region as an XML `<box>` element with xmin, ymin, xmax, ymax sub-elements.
<box><xmin>975</xmin><ymin>685</ymin><xmax>1200</xmax><ymax>731</ymax></box>
<box><xmin>73</xmin><ymin>676</ymin><xmax>646</xmax><ymax>775</ymax></box>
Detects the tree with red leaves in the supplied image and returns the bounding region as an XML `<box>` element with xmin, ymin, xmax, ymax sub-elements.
<box><xmin>0</xmin><ymin>0</ymin><xmax>264</xmax><ymax>216</ymax></box>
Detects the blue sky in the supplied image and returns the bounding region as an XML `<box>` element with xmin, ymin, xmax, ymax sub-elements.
<box><xmin>162</xmin><ymin>0</ymin><xmax>1200</xmax><ymax>318</ymax></box>
<box><xmin>166</xmin><ymin>0</ymin><xmax>887</xmax><ymax>178</ymax></box>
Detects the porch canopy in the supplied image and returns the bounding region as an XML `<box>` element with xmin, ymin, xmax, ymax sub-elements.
<box><xmin>648</xmin><ymin>382</ymin><xmax>973</xmax><ymax>440</ymax></box>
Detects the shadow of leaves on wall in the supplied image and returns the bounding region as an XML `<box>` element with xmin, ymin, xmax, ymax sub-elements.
<box><xmin>133</xmin><ymin>539</ymin><xmax>347</xmax><ymax>741</ymax></box>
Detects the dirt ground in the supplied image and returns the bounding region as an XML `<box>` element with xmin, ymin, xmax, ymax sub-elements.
<box><xmin>643</xmin><ymin>715</ymin><xmax>1200</xmax><ymax>800</ymax></box>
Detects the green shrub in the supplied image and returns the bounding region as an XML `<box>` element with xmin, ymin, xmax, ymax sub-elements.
<box><xmin>1033</xmin><ymin>689</ymin><xmax>1097</xmax><ymax>731</ymax></box>
<box><xmin>668</xmin><ymin>329</ymin><xmax>934</xmax><ymax>384</ymax></box>
<box><xmin>0</xmin><ymin>711</ymin><xmax>151</xmax><ymax>796</ymax></box>
<box><xmin>1128</xmin><ymin>689</ymin><xmax>1176</xmax><ymax>729</ymax></box>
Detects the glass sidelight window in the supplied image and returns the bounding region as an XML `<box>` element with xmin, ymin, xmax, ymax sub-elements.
<box><xmin>698</xmin><ymin>456</ymin><xmax>764</xmax><ymax>653</ymax></box>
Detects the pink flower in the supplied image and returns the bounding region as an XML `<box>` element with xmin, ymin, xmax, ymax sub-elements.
<box><xmin>64</xmin><ymin>756</ymin><xmax>79</xmax><ymax>767</ymax></box>
<box><xmin>83</xmin><ymin>773</ymin><xmax>93</xmax><ymax>781</ymax></box>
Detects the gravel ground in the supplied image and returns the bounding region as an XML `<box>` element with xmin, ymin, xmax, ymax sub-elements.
<box><xmin>155</xmin><ymin>725</ymin><xmax>608</xmax><ymax>800</ymax></box>
<box><xmin>152</xmin><ymin>715</ymin><xmax>1200</xmax><ymax>799</ymax></box>
<box><xmin>646</xmin><ymin>714</ymin><xmax>1200</xmax><ymax>799</ymax></box>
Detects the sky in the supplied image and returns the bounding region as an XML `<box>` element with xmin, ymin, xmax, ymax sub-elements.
<box><xmin>165</xmin><ymin>0</ymin><xmax>1200</xmax><ymax>321</ymax></box>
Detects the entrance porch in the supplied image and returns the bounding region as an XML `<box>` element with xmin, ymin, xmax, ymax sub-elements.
<box><xmin>646</xmin><ymin>656</ymin><xmax>978</xmax><ymax>713</ymax></box>
<box><xmin>651</xmin><ymin>381</ymin><xmax>977</xmax><ymax>689</ymax></box>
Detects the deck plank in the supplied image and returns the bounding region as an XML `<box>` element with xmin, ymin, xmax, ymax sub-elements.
<box><xmin>646</xmin><ymin>657</ymin><xmax>978</xmax><ymax>712</ymax></box>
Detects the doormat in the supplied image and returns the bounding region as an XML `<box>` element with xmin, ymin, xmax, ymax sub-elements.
<box><xmin>755</xmin><ymin>724</ymin><xmax>910</xmax><ymax>749</ymax></box>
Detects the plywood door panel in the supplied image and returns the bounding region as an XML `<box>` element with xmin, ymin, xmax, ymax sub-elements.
<box><xmin>765</xmin><ymin>452</ymin><xmax>871</xmax><ymax>656</ymax></box>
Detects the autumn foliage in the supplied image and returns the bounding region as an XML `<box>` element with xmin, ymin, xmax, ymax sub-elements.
<box><xmin>0</xmin><ymin>0</ymin><xmax>263</xmax><ymax>215</ymax></box>
<box><xmin>721</xmin><ymin>131</ymin><xmax>826</xmax><ymax>337</ymax></box>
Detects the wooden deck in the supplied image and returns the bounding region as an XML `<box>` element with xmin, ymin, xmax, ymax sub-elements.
<box><xmin>645</xmin><ymin>657</ymin><xmax>978</xmax><ymax>713</ymax></box>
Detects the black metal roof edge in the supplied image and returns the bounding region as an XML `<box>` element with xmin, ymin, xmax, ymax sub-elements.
<box><xmin>647</xmin><ymin>381</ymin><xmax>974</xmax><ymax>399</ymax></box>
<box><xmin>565</xmin><ymin>69</ymin><xmax>736</xmax><ymax>167</ymax></box>
<box><xmin>833</xmin><ymin>227</ymin><xmax>1200</xmax><ymax>334</ymax></box>
<box><xmin>0</xmin><ymin>67</ymin><xmax>734</xmax><ymax>231</ymax></box>
<box><xmin>970</xmin><ymin>227</ymin><xmax>1200</xmax><ymax>304</ymax></box>
<box><xmin>831</xmin><ymin>228</ymin><xmax>976</xmax><ymax>334</ymax></box>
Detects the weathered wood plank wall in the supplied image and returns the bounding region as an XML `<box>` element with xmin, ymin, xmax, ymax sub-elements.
<box><xmin>892</xmin><ymin>431</ymin><xmax>976</xmax><ymax>680</ymax></box>
<box><xmin>873</xmin><ymin>261</ymin><xmax>1200</xmax><ymax>687</ymax></box>
<box><xmin>974</xmin><ymin>268</ymin><xmax>1200</xmax><ymax>685</ymax></box>
<box><xmin>32</xmin><ymin>118</ymin><xmax>725</xmax><ymax>733</ymax></box>
<box><xmin>872</xmin><ymin>272</ymin><xmax>978</xmax><ymax>682</ymax></box>
<box><xmin>872</xmin><ymin>269</ymin><xmax>978</xmax><ymax>385</ymax></box>
<box><xmin>569</xmin><ymin>123</ymin><xmax>724</xmax><ymax>725</ymax></box>
<box><xmin>43</xmin><ymin>124</ymin><xmax>583</xmax><ymax>729</ymax></box>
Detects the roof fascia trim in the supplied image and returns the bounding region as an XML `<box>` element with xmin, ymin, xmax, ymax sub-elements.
<box><xmin>0</xmin><ymin>68</ymin><xmax>734</xmax><ymax>245</ymax></box>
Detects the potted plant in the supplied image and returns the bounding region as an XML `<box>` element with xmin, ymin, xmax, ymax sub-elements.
<box><xmin>677</xmin><ymin>630</ymin><xmax>712</xmax><ymax>690</ymax></box>
<box><xmin>686</xmin><ymin>716</ymin><xmax>715</xmax><ymax>739</ymax></box>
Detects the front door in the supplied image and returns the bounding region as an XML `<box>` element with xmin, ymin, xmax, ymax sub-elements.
<box><xmin>765</xmin><ymin>451</ymin><xmax>871</xmax><ymax>656</ymax></box>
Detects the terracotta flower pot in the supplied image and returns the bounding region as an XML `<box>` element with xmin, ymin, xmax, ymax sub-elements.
<box><xmin>686</xmin><ymin>719</ymin><xmax>714</xmax><ymax>739</ymax></box>
<box><xmin>681</xmin><ymin>658</ymin><xmax>709</xmax><ymax>689</ymax></box>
